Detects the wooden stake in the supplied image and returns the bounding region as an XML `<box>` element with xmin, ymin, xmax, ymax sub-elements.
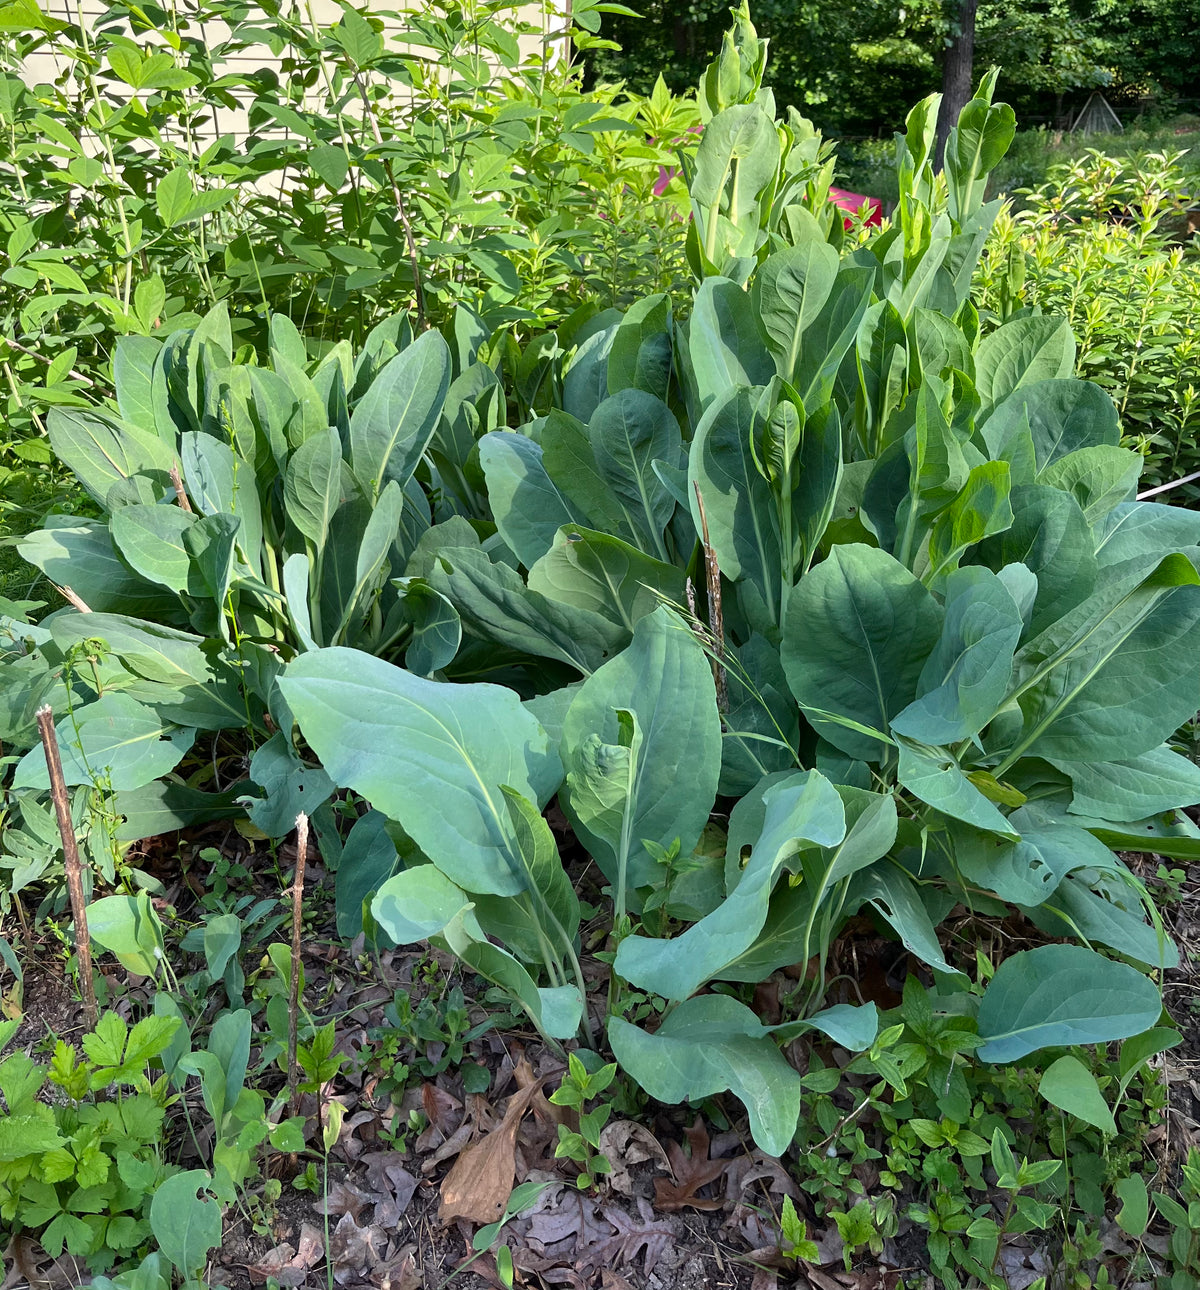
<box><xmin>287</xmin><ymin>813</ymin><xmax>309</xmax><ymax>1121</ymax></box>
<box><xmin>36</xmin><ymin>706</ymin><xmax>97</xmax><ymax>1030</ymax></box>
<box><xmin>169</xmin><ymin>464</ymin><xmax>194</xmax><ymax>512</ymax></box>
<box><xmin>691</xmin><ymin>482</ymin><xmax>728</xmax><ymax>716</ymax></box>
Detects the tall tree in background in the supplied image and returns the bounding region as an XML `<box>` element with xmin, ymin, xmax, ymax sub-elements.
<box><xmin>584</xmin><ymin>0</ymin><xmax>1198</xmax><ymax>140</ymax></box>
<box><xmin>935</xmin><ymin>0</ymin><xmax>977</xmax><ymax>164</ymax></box>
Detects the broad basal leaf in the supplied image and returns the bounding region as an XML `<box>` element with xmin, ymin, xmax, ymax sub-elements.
<box><xmin>615</xmin><ymin>771</ymin><xmax>845</xmax><ymax>1000</ymax></box>
<box><xmin>1052</xmin><ymin>745</ymin><xmax>1200</xmax><ymax>823</ymax></box>
<box><xmin>560</xmin><ymin>605</ymin><xmax>721</xmax><ymax>896</ymax></box>
<box><xmin>891</xmin><ymin>566</ymin><xmax>1022</xmax><ymax>744</ymax></box>
<box><xmin>608</xmin><ymin>994</ymin><xmax>803</xmax><ymax>1156</ymax></box>
<box><xmin>976</xmin><ymin>944</ymin><xmax>1161</xmax><ymax>1062</ymax></box>
<box><xmin>782</xmin><ymin>544</ymin><xmax>942</xmax><ymax>761</ymax></box>
<box><xmin>13</xmin><ymin>693</ymin><xmax>194</xmax><ymax>793</ymax></box>
<box><xmin>280</xmin><ymin>647</ymin><xmax>562</xmax><ymax>896</ymax></box>
<box><xmin>349</xmin><ymin>328</ymin><xmax>450</xmax><ymax>497</ymax></box>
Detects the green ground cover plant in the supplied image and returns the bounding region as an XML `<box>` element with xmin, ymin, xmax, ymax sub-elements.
<box><xmin>2</xmin><ymin>6</ymin><xmax>1200</xmax><ymax>1288</ymax></box>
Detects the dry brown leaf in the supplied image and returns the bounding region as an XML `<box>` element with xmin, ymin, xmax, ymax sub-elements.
<box><xmin>600</xmin><ymin>1269</ymin><xmax>636</xmax><ymax>1290</ymax></box>
<box><xmin>421</xmin><ymin>1119</ymin><xmax>474</xmax><ymax>1173</ymax></box>
<box><xmin>524</xmin><ymin>1186</ymin><xmax>613</xmax><ymax>1254</ymax></box>
<box><xmin>439</xmin><ymin>1080</ymin><xmax>542</xmax><ymax>1224</ymax></box>
<box><xmin>1</xmin><ymin>1236</ymin><xmax>43</xmax><ymax>1290</ymax></box>
<box><xmin>329</xmin><ymin>1212</ymin><xmax>384</xmax><ymax>1285</ymax></box>
<box><xmin>750</xmin><ymin>1266</ymin><xmax>778</xmax><ymax>1290</ymax></box>
<box><xmin>423</xmin><ymin>1081</ymin><xmax>463</xmax><ymax>1137</ymax></box>
<box><xmin>316</xmin><ymin>1180</ymin><xmax>369</xmax><ymax>1221</ymax></box>
<box><xmin>373</xmin><ymin>1243</ymin><xmax>420</xmax><ymax>1290</ymax></box>
<box><xmin>517</xmin><ymin>1055</ymin><xmax>570</xmax><ymax>1127</ymax></box>
<box><xmin>653</xmin><ymin>1118</ymin><xmax>731</xmax><ymax>1212</ymax></box>
<box><xmin>588</xmin><ymin>1198</ymin><xmax>674</xmax><ymax>1275</ymax></box>
<box><xmin>247</xmin><ymin>1223</ymin><xmax>325</xmax><ymax>1287</ymax></box>
<box><xmin>598</xmin><ymin>1121</ymin><xmax>669</xmax><ymax>1195</ymax></box>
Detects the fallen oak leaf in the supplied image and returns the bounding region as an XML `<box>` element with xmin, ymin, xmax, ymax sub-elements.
<box><xmin>653</xmin><ymin>1118</ymin><xmax>731</xmax><ymax>1212</ymax></box>
<box><xmin>598</xmin><ymin>1120</ymin><xmax>669</xmax><ymax>1196</ymax></box>
<box><xmin>247</xmin><ymin>1223</ymin><xmax>324</xmax><ymax>1287</ymax></box>
<box><xmin>588</xmin><ymin>1198</ymin><xmax>674</xmax><ymax>1276</ymax></box>
<box><xmin>439</xmin><ymin>1080</ymin><xmax>542</xmax><ymax>1224</ymax></box>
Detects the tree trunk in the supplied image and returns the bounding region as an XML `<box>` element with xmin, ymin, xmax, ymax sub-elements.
<box><xmin>935</xmin><ymin>0</ymin><xmax>979</xmax><ymax>168</ymax></box>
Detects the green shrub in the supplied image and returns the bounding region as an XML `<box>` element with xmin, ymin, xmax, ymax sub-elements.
<box><xmin>0</xmin><ymin>0</ymin><xmax>698</xmax><ymax>456</ymax></box>
<box><xmin>976</xmin><ymin>146</ymin><xmax>1200</xmax><ymax>500</ymax></box>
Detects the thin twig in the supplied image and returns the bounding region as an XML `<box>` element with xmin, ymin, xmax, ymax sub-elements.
<box><xmin>51</xmin><ymin>585</ymin><xmax>91</xmax><ymax>614</ymax></box>
<box><xmin>692</xmin><ymin>482</ymin><xmax>728</xmax><ymax>716</ymax></box>
<box><xmin>1137</xmin><ymin>467</ymin><xmax>1200</xmax><ymax>500</ymax></box>
<box><xmin>36</xmin><ymin>706</ymin><xmax>98</xmax><ymax>1030</ymax></box>
<box><xmin>168</xmin><ymin>464</ymin><xmax>194</xmax><ymax>512</ymax></box>
<box><xmin>352</xmin><ymin>71</ymin><xmax>425</xmax><ymax>331</ymax></box>
<box><xmin>287</xmin><ymin>812</ymin><xmax>309</xmax><ymax>1121</ymax></box>
<box><xmin>0</xmin><ymin>336</ymin><xmax>96</xmax><ymax>387</ymax></box>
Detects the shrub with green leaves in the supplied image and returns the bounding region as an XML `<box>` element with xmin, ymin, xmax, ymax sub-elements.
<box><xmin>975</xmin><ymin>147</ymin><xmax>1200</xmax><ymax>501</ymax></box>
<box><xmin>0</xmin><ymin>0</ymin><xmax>698</xmax><ymax>461</ymax></box>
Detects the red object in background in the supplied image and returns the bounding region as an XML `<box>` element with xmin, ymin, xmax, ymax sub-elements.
<box><xmin>653</xmin><ymin>166</ymin><xmax>882</xmax><ymax>229</ymax></box>
<box><xmin>829</xmin><ymin>186</ymin><xmax>883</xmax><ymax>228</ymax></box>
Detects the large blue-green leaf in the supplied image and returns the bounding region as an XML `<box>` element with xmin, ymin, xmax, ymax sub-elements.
<box><xmin>179</xmin><ymin>432</ymin><xmax>263</xmax><ymax>578</ymax></box>
<box><xmin>975</xmin><ymin>316</ymin><xmax>1075</xmax><ymax>410</ymax></box>
<box><xmin>782</xmin><ymin>544</ymin><xmax>942</xmax><ymax>761</ymax></box>
<box><xmin>47</xmin><ymin>408</ymin><xmax>174</xmax><ymax>507</ymax></box>
<box><xmin>1038</xmin><ymin>446</ymin><xmax>1141</xmax><ymax>526</ymax></box>
<box><xmin>244</xmin><ymin>731</ymin><xmax>335</xmax><ymax>838</ymax></box>
<box><xmin>279</xmin><ymin>648</ymin><xmax>562</xmax><ymax>897</ymax></box>
<box><xmin>348</xmin><ymin>328</ymin><xmax>450</xmax><ymax>498</ymax></box>
<box><xmin>926</xmin><ymin>460</ymin><xmax>1013</xmax><ymax>583</ymax></box>
<box><xmin>976</xmin><ymin>944</ymin><xmax>1162</xmax><ymax>1062</ymax></box>
<box><xmin>113</xmin><ymin>335</ymin><xmax>164</xmax><ymax>438</ymax></box>
<box><xmin>13</xmin><ymin>693</ymin><xmax>193</xmax><ymax>792</ymax></box>
<box><xmin>848</xmin><ymin>864</ymin><xmax>963</xmax><ymax>976</ymax></box>
<box><xmin>1093</xmin><ymin>502</ymin><xmax>1200</xmax><ymax>569</ymax></box>
<box><xmin>608</xmin><ymin>292</ymin><xmax>672</xmax><ymax>400</ymax></box>
<box><xmin>686</xmin><ymin>277</ymin><xmax>773</xmax><ymax>413</ymax></box>
<box><xmin>527</xmin><ymin>525</ymin><xmax>686</xmax><ymax>633</ymax></box>
<box><xmin>615</xmin><ymin>771</ymin><xmax>845</xmax><ymax>1000</ymax></box>
<box><xmin>1026</xmin><ymin>872</ymin><xmax>1177</xmax><ymax>970</ymax></box>
<box><xmin>897</xmin><ymin>739</ymin><xmax>1018</xmax><ymax>837</ymax></box>
<box><xmin>19</xmin><ymin>518</ymin><xmax>183</xmax><ymax>620</ymax></box>
<box><xmin>48</xmin><ymin>613</ymin><xmax>211</xmax><ymax>689</ymax></box>
<box><xmin>335</xmin><ymin>810</ymin><xmax>401</xmax><ymax>939</ymax></box>
<box><xmin>110</xmin><ymin>504</ymin><xmax>196</xmax><ymax>594</ymax></box>
<box><xmin>608</xmin><ymin>994</ymin><xmax>803</xmax><ymax>1156</ymax></box>
<box><xmin>891</xmin><ymin>567</ymin><xmax>1022</xmax><ymax>744</ymax></box>
<box><xmin>954</xmin><ymin>818</ymin><xmax>1120</xmax><ymax>906</ymax></box>
<box><xmin>980</xmin><ymin>379</ymin><xmax>1120</xmax><ymax>472</ymax></box>
<box><xmin>585</xmin><ymin>389</ymin><xmax>683</xmax><ymax>560</ymax></box>
<box><xmin>373</xmin><ymin>866</ymin><xmax>581</xmax><ymax>1039</ymax></box>
<box><xmin>429</xmin><ymin>546</ymin><xmax>624</xmax><ymax>675</ymax></box>
<box><xmin>1052</xmin><ymin>745</ymin><xmax>1200</xmax><ymax>823</ymax></box>
<box><xmin>560</xmin><ymin>606</ymin><xmax>721</xmax><ymax>895</ymax></box>
<box><xmin>1005</xmin><ymin>553</ymin><xmax>1200</xmax><ymax>765</ymax></box>
<box><xmin>479</xmin><ymin>431</ymin><xmax>585</xmax><ymax>568</ymax></box>
<box><xmin>688</xmin><ymin>386</ymin><xmax>782</xmax><ymax>627</ymax></box>
<box><xmin>977</xmin><ymin>484</ymin><xmax>1096</xmax><ymax>637</ymax></box>
<box><xmin>753</xmin><ymin>240</ymin><xmax>840</xmax><ymax>385</ymax></box>
<box><xmin>284</xmin><ymin>425</ymin><xmax>343</xmax><ymax>549</ymax></box>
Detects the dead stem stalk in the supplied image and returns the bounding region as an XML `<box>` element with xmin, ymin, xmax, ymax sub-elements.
<box><xmin>36</xmin><ymin>706</ymin><xmax>98</xmax><ymax>1030</ymax></box>
<box><xmin>691</xmin><ymin>482</ymin><xmax>728</xmax><ymax>715</ymax></box>
<box><xmin>288</xmin><ymin>812</ymin><xmax>308</xmax><ymax>1121</ymax></box>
